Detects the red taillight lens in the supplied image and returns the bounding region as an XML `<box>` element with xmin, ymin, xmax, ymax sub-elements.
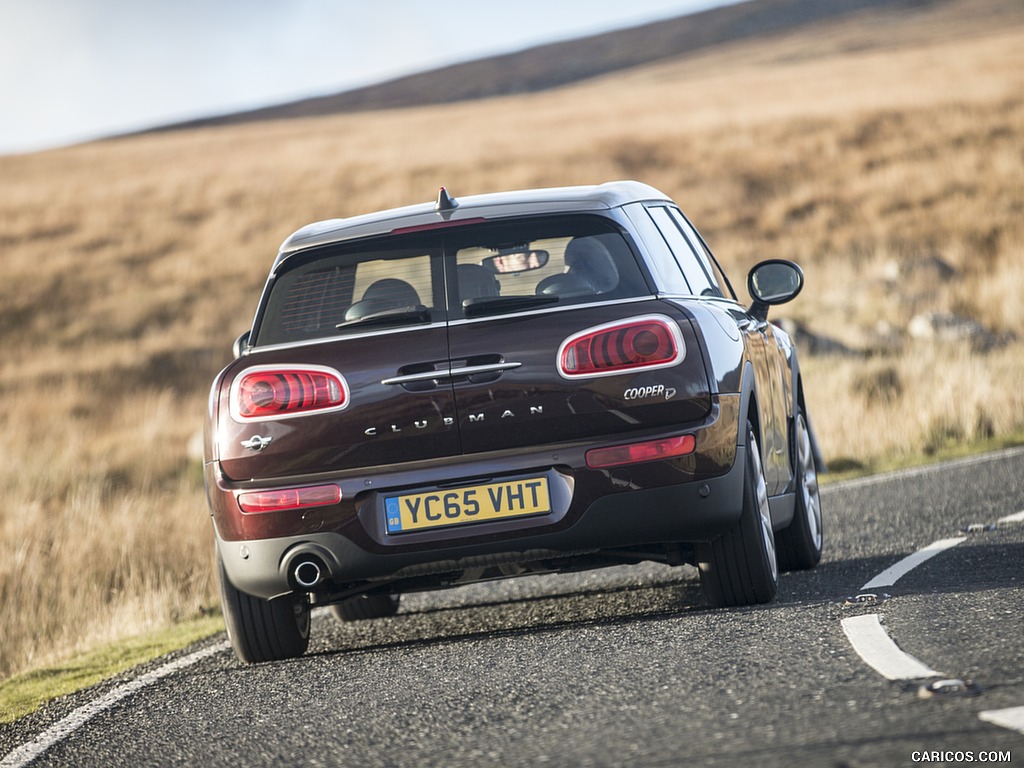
<box><xmin>237</xmin><ymin>484</ymin><xmax>342</xmax><ymax>514</ymax></box>
<box><xmin>586</xmin><ymin>434</ymin><xmax>696</xmax><ymax>469</ymax></box>
<box><xmin>232</xmin><ymin>366</ymin><xmax>348</xmax><ymax>420</ymax></box>
<box><xmin>558</xmin><ymin>315</ymin><xmax>684</xmax><ymax>378</ymax></box>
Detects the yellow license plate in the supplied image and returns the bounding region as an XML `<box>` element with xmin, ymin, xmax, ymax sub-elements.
<box><xmin>385</xmin><ymin>477</ymin><xmax>550</xmax><ymax>534</ymax></box>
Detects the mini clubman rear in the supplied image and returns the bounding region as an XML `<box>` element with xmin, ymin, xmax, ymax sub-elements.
<box><xmin>204</xmin><ymin>181</ymin><xmax>824</xmax><ymax>663</ymax></box>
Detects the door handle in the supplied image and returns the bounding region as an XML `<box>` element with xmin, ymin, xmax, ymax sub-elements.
<box><xmin>382</xmin><ymin>362</ymin><xmax>521</xmax><ymax>386</ymax></box>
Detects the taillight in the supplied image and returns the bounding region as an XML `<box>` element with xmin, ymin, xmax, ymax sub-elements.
<box><xmin>231</xmin><ymin>365</ymin><xmax>348</xmax><ymax>421</ymax></box>
<box><xmin>586</xmin><ymin>434</ymin><xmax>696</xmax><ymax>469</ymax></box>
<box><xmin>237</xmin><ymin>484</ymin><xmax>341</xmax><ymax>514</ymax></box>
<box><xmin>557</xmin><ymin>315</ymin><xmax>684</xmax><ymax>378</ymax></box>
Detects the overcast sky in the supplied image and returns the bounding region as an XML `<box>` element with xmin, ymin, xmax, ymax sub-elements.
<box><xmin>0</xmin><ymin>0</ymin><xmax>740</xmax><ymax>156</ymax></box>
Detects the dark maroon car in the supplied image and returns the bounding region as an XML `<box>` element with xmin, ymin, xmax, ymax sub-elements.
<box><xmin>204</xmin><ymin>181</ymin><xmax>824</xmax><ymax>663</ymax></box>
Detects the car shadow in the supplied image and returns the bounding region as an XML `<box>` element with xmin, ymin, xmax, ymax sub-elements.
<box><xmin>298</xmin><ymin>537</ymin><xmax>1021</xmax><ymax>662</ymax></box>
<box><xmin>308</xmin><ymin>567</ymin><xmax>710</xmax><ymax>660</ymax></box>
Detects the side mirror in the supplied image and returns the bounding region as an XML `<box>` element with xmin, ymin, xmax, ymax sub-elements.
<box><xmin>748</xmin><ymin>260</ymin><xmax>803</xmax><ymax>320</ymax></box>
<box><xmin>233</xmin><ymin>331</ymin><xmax>251</xmax><ymax>359</ymax></box>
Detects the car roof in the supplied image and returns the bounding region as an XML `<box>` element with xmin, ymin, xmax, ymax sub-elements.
<box><xmin>274</xmin><ymin>180</ymin><xmax>671</xmax><ymax>267</ymax></box>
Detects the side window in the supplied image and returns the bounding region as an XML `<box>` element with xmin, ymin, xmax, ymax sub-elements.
<box><xmin>647</xmin><ymin>205</ymin><xmax>722</xmax><ymax>298</ymax></box>
<box><xmin>668</xmin><ymin>207</ymin><xmax>733</xmax><ymax>299</ymax></box>
<box><xmin>622</xmin><ymin>203</ymin><xmax>692</xmax><ymax>295</ymax></box>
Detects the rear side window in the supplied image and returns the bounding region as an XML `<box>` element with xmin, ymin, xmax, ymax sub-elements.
<box><xmin>647</xmin><ymin>205</ymin><xmax>724</xmax><ymax>298</ymax></box>
<box><xmin>666</xmin><ymin>207</ymin><xmax>734</xmax><ymax>300</ymax></box>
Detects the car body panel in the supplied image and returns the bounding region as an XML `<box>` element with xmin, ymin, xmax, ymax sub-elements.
<box><xmin>446</xmin><ymin>301</ymin><xmax>711</xmax><ymax>454</ymax></box>
<box><xmin>217</xmin><ymin>326</ymin><xmax>460</xmax><ymax>480</ymax></box>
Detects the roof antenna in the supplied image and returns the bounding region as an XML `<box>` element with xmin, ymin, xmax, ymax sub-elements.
<box><xmin>435</xmin><ymin>187</ymin><xmax>459</xmax><ymax>213</ymax></box>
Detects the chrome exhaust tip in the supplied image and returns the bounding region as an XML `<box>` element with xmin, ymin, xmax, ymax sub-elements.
<box><xmin>292</xmin><ymin>558</ymin><xmax>324</xmax><ymax>589</ymax></box>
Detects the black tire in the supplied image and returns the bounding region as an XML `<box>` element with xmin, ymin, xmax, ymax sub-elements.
<box><xmin>777</xmin><ymin>406</ymin><xmax>824</xmax><ymax>571</ymax></box>
<box><xmin>697</xmin><ymin>421</ymin><xmax>779</xmax><ymax>607</ymax></box>
<box><xmin>331</xmin><ymin>593</ymin><xmax>401</xmax><ymax>622</ymax></box>
<box><xmin>217</xmin><ymin>549</ymin><xmax>310</xmax><ymax>663</ymax></box>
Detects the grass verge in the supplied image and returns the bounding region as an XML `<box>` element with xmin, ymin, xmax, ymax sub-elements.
<box><xmin>0</xmin><ymin>614</ymin><xmax>224</xmax><ymax>725</ymax></box>
<box><xmin>820</xmin><ymin>430</ymin><xmax>1024</xmax><ymax>484</ymax></box>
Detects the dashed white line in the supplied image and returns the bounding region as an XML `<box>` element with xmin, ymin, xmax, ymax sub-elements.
<box><xmin>843</xmin><ymin>507</ymin><xmax>1024</xmax><ymax>732</ymax></box>
<box><xmin>979</xmin><ymin>706</ymin><xmax>1024</xmax><ymax>735</ymax></box>
<box><xmin>844</xmin><ymin>537</ymin><xmax>967</xmax><ymax>683</ymax></box>
<box><xmin>840</xmin><ymin>613</ymin><xmax>941</xmax><ymax>680</ymax></box>
<box><xmin>0</xmin><ymin>641</ymin><xmax>230</xmax><ymax>768</ymax></box>
<box><xmin>861</xmin><ymin>537</ymin><xmax>966</xmax><ymax>590</ymax></box>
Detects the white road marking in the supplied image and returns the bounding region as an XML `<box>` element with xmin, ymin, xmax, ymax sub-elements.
<box><xmin>861</xmin><ymin>537</ymin><xmax>966</xmax><ymax>590</ymax></box>
<box><xmin>0</xmin><ymin>641</ymin><xmax>230</xmax><ymax>768</ymax></box>
<box><xmin>979</xmin><ymin>706</ymin><xmax>1024</xmax><ymax>735</ymax></box>
<box><xmin>998</xmin><ymin>509</ymin><xmax>1024</xmax><ymax>524</ymax></box>
<box><xmin>841</xmin><ymin>614</ymin><xmax>941</xmax><ymax>680</ymax></box>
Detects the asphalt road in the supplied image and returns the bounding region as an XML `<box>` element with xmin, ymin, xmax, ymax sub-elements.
<box><xmin>3</xmin><ymin>448</ymin><xmax>1023</xmax><ymax>767</ymax></box>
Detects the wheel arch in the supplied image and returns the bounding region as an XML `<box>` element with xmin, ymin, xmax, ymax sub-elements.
<box><xmin>794</xmin><ymin>370</ymin><xmax>828</xmax><ymax>473</ymax></box>
<box><xmin>737</xmin><ymin>361</ymin><xmax>761</xmax><ymax>449</ymax></box>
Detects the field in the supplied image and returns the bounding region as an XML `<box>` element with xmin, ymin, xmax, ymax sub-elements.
<box><xmin>1</xmin><ymin>0</ymin><xmax>1023</xmax><ymax>681</ymax></box>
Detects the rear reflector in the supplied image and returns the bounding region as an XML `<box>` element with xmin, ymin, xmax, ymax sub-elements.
<box><xmin>237</xmin><ymin>484</ymin><xmax>341</xmax><ymax>514</ymax></box>
<box><xmin>231</xmin><ymin>365</ymin><xmax>348</xmax><ymax>421</ymax></box>
<box><xmin>558</xmin><ymin>315</ymin><xmax>684</xmax><ymax>379</ymax></box>
<box><xmin>586</xmin><ymin>434</ymin><xmax>696</xmax><ymax>469</ymax></box>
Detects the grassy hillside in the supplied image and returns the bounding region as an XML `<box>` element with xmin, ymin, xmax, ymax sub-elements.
<box><xmin>151</xmin><ymin>0</ymin><xmax>959</xmax><ymax>130</ymax></box>
<box><xmin>1</xmin><ymin>0</ymin><xmax>1023</xmax><ymax>681</ymax></box>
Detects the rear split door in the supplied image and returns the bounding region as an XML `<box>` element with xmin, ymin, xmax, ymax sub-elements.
<box><xmin>218</xmin><ymin>238</ymin><xmax>460</xmax><ymax>481</ymax></box>
<box><xmin>443</xmin><ymin>215</ymin><xmax>712</xmax><ymax>455</ymax></box>
<box><xmin>217</xmin><ymin>214</ymin><xmax>714</xmax><ymax>483</ymax></box>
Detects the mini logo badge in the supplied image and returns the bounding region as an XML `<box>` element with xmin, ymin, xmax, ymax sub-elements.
<box><xmin>241</xmin><ymin>435</ymin><xmax>273</xmax><ymax>451</ymax></box>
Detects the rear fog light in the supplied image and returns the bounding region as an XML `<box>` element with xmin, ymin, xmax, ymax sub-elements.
<box><xmin>237</xmin><ymin>484</ymin><xmax>342</xmax><ymax>514</ymax></box>
<box><xmin>586</xmin><ymin>434</ymin><xmax>696</xmax><ymax>469</ymax></box>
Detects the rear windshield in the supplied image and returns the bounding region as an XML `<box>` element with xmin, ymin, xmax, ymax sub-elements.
<box><xmin>254</xmin><ymin>215</ymin><xmax>650</xmax><ymax>347</ymax></box>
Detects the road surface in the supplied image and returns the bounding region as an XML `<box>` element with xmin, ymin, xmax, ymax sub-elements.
<box><xmin>3</xmin><ymin>448</ymin><xmax>1022</xmax><ymax>767</ymax></box>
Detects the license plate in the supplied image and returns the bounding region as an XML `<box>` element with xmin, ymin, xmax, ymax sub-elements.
<box><xmin>385</xmin><ymin>477</ymin><xmax>550</xmax><ymax>534</ymax></box>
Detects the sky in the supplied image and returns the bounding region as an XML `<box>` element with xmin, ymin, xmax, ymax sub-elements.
<box><xmin>0</xmin><ymin>0</ymin><xmax>739</xmax><ymax>156</ymax></box>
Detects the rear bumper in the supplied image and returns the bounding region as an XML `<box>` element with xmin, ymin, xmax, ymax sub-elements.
<box><xmin>216</xmin><ymin>397</ymin><xmax>745</xmax><ymax>602</ymax></box>
<box><xmin>217</xmin><ymin>452</ymin><xmax>745</xmax><ymax>599</ymax></box>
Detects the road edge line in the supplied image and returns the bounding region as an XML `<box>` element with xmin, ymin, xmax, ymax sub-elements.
<box><xmin>0</xmin><ymin>641</ymin><xmax>230</xmax><ymax>768</ymax></box>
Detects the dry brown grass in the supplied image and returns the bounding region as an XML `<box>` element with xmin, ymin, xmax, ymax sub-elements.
<box><xmin>2</xmin><ymin>3</ymin><xmax>1023</xmax><ymax>680</ymax></box>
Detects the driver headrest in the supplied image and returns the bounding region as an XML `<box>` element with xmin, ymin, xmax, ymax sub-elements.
<box><xmin>564</xmin><ymin>237</ymin><xmax>619</xmax><ymax>293</ymax></box>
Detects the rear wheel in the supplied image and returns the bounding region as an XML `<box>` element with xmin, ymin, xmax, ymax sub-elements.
<box><xmin>697</xmin><ymin>421</ymin><xmax>779</xmax><ymax>607</ymax></box>
<box><xmin>777</xmin><ymin>406</ymin><xmax>823</xmax><ymax>571</ymax></box>
<box><xmin>331</xmin><ymin>594</ymin><xmax>401</xmax><ymax>622</ymax></box>
<box><xmin>217</xmin><ymin>548</ymin><xmax>310</xmax><ymax>663</ymax></box>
